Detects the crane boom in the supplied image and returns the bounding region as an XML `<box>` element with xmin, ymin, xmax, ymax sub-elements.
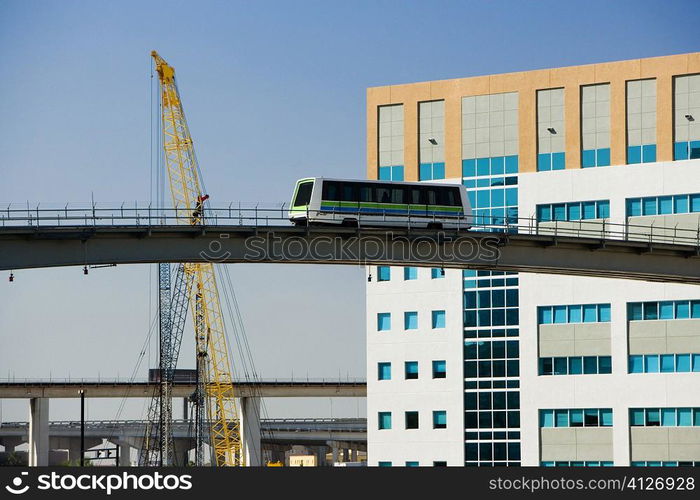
<box><xmin>151</xmin><ymin>50</ymin><xmax>242</xmax><ymax>466</ymax></box>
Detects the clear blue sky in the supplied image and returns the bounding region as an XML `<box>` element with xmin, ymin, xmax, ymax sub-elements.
<box><xmin>1</xmin><ymin>0</ymin><xmax>698</xmax><ymax>422</ymax></box>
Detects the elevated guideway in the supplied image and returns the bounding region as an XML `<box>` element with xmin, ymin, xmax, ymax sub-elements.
<box><xmin>1</xmin><ymin>204</ymin><xmax>699</xmax><ymax>283</ymax></box>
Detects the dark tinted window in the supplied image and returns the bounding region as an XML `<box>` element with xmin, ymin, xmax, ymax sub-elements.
<box><xmin>341</xmin><ymin>183</ymin><xmax>358</xmax><ymax>202</ymax></box>
<box><xmin>408</xmin><ymin>188</ymin><xmax>423</xmax><ymax>205</ymax></box>
<box><xmin>390</xmin><ymin>186</ymin><xmax>405</xmax><ymax>204</ymax></box>
<box><xmin>293</xmin><ymin>181</ymin><xmax>313</xmax><ymax>207</ymax></box>
<box><xmin>359</xmin><ymin>186</ymin><xmax>374</xmax><ymax>202</ymax></box>
<box><xmin>376</xmin><ymin>185</ymin><xmax>392</xmax><ymax>203</ymax></box>
<box><xmin>425</xmin><ymin>188</ymin><xmax>437</xmax><ymax>205</ymax></box>
<box><xmin>322</xmin><ymin>181</ymin><xmax>341</xmax><ymax>201</ymax></box>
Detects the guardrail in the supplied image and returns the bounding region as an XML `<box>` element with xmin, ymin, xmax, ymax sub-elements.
<box><xmin>2</xmin><ymin>202</ymin><xmax>699</xmax><ymax>248</ymax></box>
<box><xmin>0</xmin><ymin>377</ymin><xmax>366</xmax><ymax>385</ymax></box>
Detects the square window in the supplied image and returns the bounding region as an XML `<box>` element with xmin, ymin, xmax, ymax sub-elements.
<box><xmin>628</xmin><ymin>303</ymin><xmax>643</xmax><ymax>320</ymax></box>
<box><xmin>674</xmin><ymin>142</ymin><xmax>689</xmax><ymax>161</ymax></box>
<box><xmin>598</xmin><ymin>304</ymin><xmax>611</xmax><ymax>322</ymax></box>
<box><xmin>404</xmin><ymin>311</ymin><xmax>418</xmax><ymax>330</ymax></box>
<box><xmin>645</xmin><ymin>355</ymin><xmax>660</xmax><ymax>373</ymax></box>
<box><xmin>568</xmin><ymin>305</ymin><xmax>582</xmax><ymax>323</ymax></box>
<box><xmin>405</xmin><ymin>361</ymin><xmax>419</xmax><ymax>380</ymax></box>
<box><xmin>658</xmin><ymin>196</ymin><xmax>673</xmax><ymax>215</ymax></box>
<box><xmin>597</xmin><ymin>148</ymin><xmax>610</xmax><ymax>166</ymax></box>
<box><xmin>552</xmin><ymin>152</ymin><xmax>566</xmax><ymax>170</ymax></box>
<box><xmin>537</xmin><ymin>205</ymin><xmax>552</xmax><ymax>222</ymax></box>
<box><xmin>643</xmin><ymin>302</ymin><xmax>658</xmax><ymax>320</ymax></box>
<box><xmin>674</xmin><ymin>195</ymin><xmax>689</xmax><ymax>214</ymax></box>
<box><xmin>404</xmin><ymin>267</ymin><xmax>417</xmax><ymax>280</ymax></box>
<box><xmin>378</xmin><ymin>411</ymin><xmax>392</xmax><ymax>430</ymax></box>
<box><xmin>537</xmin><ymin>153</ymin><xmax>551</xmax><ymax>171</ymax></box>
<box><xmin>659</xmin><ymin>301</ymin><xmax>674</xmax><ymax>319</ymax></box>
<box><xmin>405</xmin><ymin>411</ymin><xmax>419</xmax><ymax>429</ymax></box>
<box><xmin>553</xmin><ymin>305</ymin><xmax>567</xmax><ymax>323</ymax></box>
<box><xmin>676</xmin><ymin>354</ymin><xmax>691</xmax><ymax>372</ymax></box>
<box><xmin>553</xmin><ymin>204</ymin><xmax>566</xmax><ymax>221</ymax></box>
<box><xmin>433</xmin><ymin>410</ymin><xmax>447</xmax><ymax>429</ymax></box>
<box><xmin>582</xmin><ymin>149</ymin><xmax>596</xmax><ymax>168</ymax></box>
<box><xmin>477</xmin><ymin>158</ymin><xmax>490</xmax><ymax>176</ymax></box>
<box><xmin>630</xmin><ymin>409</ymin><xmax>645</xmax><ymax>426</ymax></box>
<box><xmin>660</xmin><ymin>354</ymin><xmax>675</xmax><ymax>373</ymax></box>
<box><xmin>642</xmin><ymin>144</ymin><xmax>656</xmax><ymax>163</ymax></box>
<box><xmin>462</xmin><ymin>159</ymin><xmax>476</xmax><ymax>178</ymax></box>
<box><xmin>583</xmin><ymin>357</ymin><xmax>598</xmax><ymax>374</ymax></box>
<box><xmin>600</xmin><ymin>409</ymin><xmax>613</xmax><ymax>426</ymax></box>
<box><xmin>378</xmin><ymin>362</ymin><xmax>391</xmax><ymax>380</ymax></box>
<box><xmin>642</xmin><ymin>197</ymin><xmax>658</xmax><ymax>216</ymax></box>
<box><xmin>627</xmin><ymin>198</ymin><xmax>642</xmax><ymax>216</ymax></box>
<box><xmin>538</xmin><ymin>307</ymin><xmax>553</xmax><ymax>324</ymax></box>
<box><xmin>570</xmin><ymin>409</ymin><xmax>584</xmax><ymax>427</ymax></box>
<box><xmin>584</xmin><ymin>409</ymin><xmax>599</xmax><ymax>426</ymax></box>
<box><xmin>599</xmin><ymin>356</ymin><xmax>612</xmax><ymax>374</ymax></box>
<box><xmin>628</xmin><ymin>145</ymin><xmax>642</xmax><ymax>164</ymax></box>
<box><xmin>555</xmin><ymin>409</ymin><xmax>569</xmax><ymax>427</ymax></box>
<box><xmin>431</xmin><ymin>268</ymin><xmax>445</xmax><ymax>279</ymax></box>
<box><xmin>377</xmin><ymin>266</ymin><xmax>391</xmax><ymax>282</ymax></box>
<box><xmin>629</xmin><ymin>355</ymin><xmax>644</xmax><ymax>373</ymax></box>
<box><xmin>432</xmin><ymin>360</ymin><xmax>447</xmax><ymax>378</ymax></box>
<box><xmin>646</xmin><ymin>408</ymin><xmax>660</xmax><ymax>426</ymax></box>
<box><xmin>583</xmin><ymin>304</ymin><xmax>597</xmax><ymax>323</ymax></box>
<box><xmin>569</xmin><ymin>357</ymin><xmax>583</xmax><ymax>375</ymax></box>
<box><xmin>661</xmin><ymin>408</ymin><xmax>676</xmax><ymax>426</ymax></box>
<box><xmin>378</xmin><ymin>166</ymin><xmax>392</xmax><ymax>180</ymax></box>
<box><xmin>567</xmin><ymin>203</ymin><xmax>582</xmax><ymax>221</ymax></box>
<box><xmin>377</xmin><ymin>313</ymin><xmax>391</xmax><ymax>331</ymax></box>
<box><xmin>391</xmin><ymin>165</ymin><xmax>405</xmax><ymax>181</ymax></box>
<box><xmin>596</xmin><ymin>200</ymin><xmax>610</xmax><ymax>219</ymax></box>
<box><xmin>582</xmin><ymin>201</ymin><xmax>596</xmax><ymax>219</ymax></box>
<box><xmin>432</xmin><ymin>310</ymin><xmax>446</xmax><ymax>329</ymax></box>
<box><xmin>505</xmin><ymin>155</ymin><xmax>519</xmax><ymax>174</ymax></box>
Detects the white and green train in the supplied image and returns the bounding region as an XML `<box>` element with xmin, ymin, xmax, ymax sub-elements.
<box><xmin>288</xmin><ymin>177</ymin><xmax>472</xmax><ymax>228</ymax></box>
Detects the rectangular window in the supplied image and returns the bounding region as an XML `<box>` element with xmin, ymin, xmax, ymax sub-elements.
<box><xmin>405</xmin><ymin>411</ymin><xmax>419</xmax><ymax>429</ymax></box>
<box><xmin>377</xmin><ymin>266</ymin><xmax>391</xmax><ymax>282</ymax></box>
<box><xmin>432</xmin><ymin>360</ymin><xmax>447</xmax><ymax>379</ymax></box>
<box><xmin>627</xmin><ymin>79</ymin><xmax>656</xmax><ymax>164</ymax></box>
<box><xmin>377</xmin><ymin>362</ymin><xmax>391</xmax><ymax>380</ymax></box>
<box><xmin>538</xmin><ymin>304</ymin><xmax>611</xmax><ymax>324</ymax></box>
<box><xmin>404</xmin><ymin>361</ymin><xmax>418</xmax><ymax>380</ymax></box>
<box><xmin>536</xmin><ymin>200</ymin><xmax>611</xmax><ymax>221</ymax></box>
<box><xmin>581</xmin><ymin>83</ymin><xmax>611</xmax><ymax>167</ymax></box>
<box><xmin>433</xmin><ymin>410</ymin><xmax>447</xmax><ymax>429</ymax></box>
<box><xmin>378</xmin><ymin>411</ymin><xmax>392</xmax><ymax>430</ymax></box>
<box><xmin>419</xmin><ymin>100</ymin><xmax>445</xmax><ymax>180</ymax></box>
<box><xmin>541</xmin><ymin>409</ymin><xmax>612</xmax><ymax>428</ymax></box>
<box><xmin>673</xmin><ymin>74</ymin><xmax>700</xmax><ymax>161</ymax></box>
<box><xmin>404</xmin><ymin>267</ymin><xmax>417</xmax><ymax>280</ymax></box>
<box><xmin>628</xmin><ymin>300</ymin><xmax>700</xmax><ymax>321</ymax></box>
<box><xmin>405</xmin><ymin>461</ymin><xmax>419</xmax><ymax>467</ymax></box>
<box><xmin>537</xmin><ymin>88</ymin><xmax>565</xmax><ymax>171</ymax></box>
<box><xmin>404</xmin><ymin>311</ymin><xmax>418</xmax><ymax>330</ymax></box>
<box><xmin>377</xmin><ymin>313</ymin><xmax>391</xmax><ymax>331</ymax></box>
<box><xmin>378</xmin><ymin>104</ymin><xmax>404</xmax><ymax>179</ymax></box>
<box><xmin>431</xmin><ymin>268</ymin><xmax>445</xmax><ymax>279</ymax></box>
<box><xmin>432</xmin><ymin>310</ymin><xmax>446</xmax><ymax>329</ymax></box>
<box><xmin>378</xmin><ymin>461</ymin><xmax>392</xmax><ymax>467</ymax></box>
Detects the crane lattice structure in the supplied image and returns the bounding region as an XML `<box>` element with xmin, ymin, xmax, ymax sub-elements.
<box><xmin>140</xmin><ymin>51</ymin><xmax>243</xmax><ymax>467</ymax></box>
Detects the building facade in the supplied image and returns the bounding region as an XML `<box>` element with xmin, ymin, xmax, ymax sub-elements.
<box><xmin>366</xmin><ymin>53</ymin><xmax>700</xmax><ymax>466</ymax></box>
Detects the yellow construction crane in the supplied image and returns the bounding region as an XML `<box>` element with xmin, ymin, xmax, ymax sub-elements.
<box><xmin>151</xmin><ymin>50</ymin><xmax>242</xmax><ymax>466</ymax></box>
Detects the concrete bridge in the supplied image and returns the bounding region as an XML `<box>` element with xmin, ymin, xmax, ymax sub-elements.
<box><xmin>0</xmin><ymin>418</ymin><xmax>367</xmax><ymax>466</ymax></box>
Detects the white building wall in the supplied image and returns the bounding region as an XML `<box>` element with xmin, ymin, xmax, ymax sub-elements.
<box><xmin>518</xmin><ymin>158</ymin><xmax>700</xmax><ymax>466</ymax></box>
<box><xmin>366</xmin><ymin>265</ymin><xmax>464</xmax><ymax>466</ymax></box>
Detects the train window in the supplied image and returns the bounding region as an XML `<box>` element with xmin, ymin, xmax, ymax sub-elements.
<box><xmin>425</xmin><ymin>188</ymin><xmax>437</xmax><ymax>205</ymax></box>
<box><xmin>359</xmin><ymin>185</ymin><xmax>374</xmax><ymax>202</ymax></box>
<box><xmin>408</xmin><ymin>188</ymin><xmax>423</xmax><ymax>205</ymax></box>
<box><xmin>390</xmin><ymin>186</ymin><xmax>405</xmax><ymax>204</ymax></box>
<box><xmin>376</xmin><ymin>185</ymin><xmax>392</xmax><ymax>203</ymax></box>
<box><xmin>439</xmin><ymin>187</ymin><xmax>461</xmax><ymax>207</ymax></box>
<box><xmin>322</xmin><ymin>181</ymin><xmax>341</xmax><ymax>201</ymax></box>
<box><xmin>293</xmin><ymin>181</ymin><xmax>313</xmax><ymax>207</ymax></box>
<box><xmin>341</xmin><ymin>183</ymin><xmax>358</xmax><ymax>202</ymax></box>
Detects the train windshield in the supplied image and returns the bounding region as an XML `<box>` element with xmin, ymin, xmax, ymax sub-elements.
<box><xmin>293</xmin><ymin>181</ymin><xmax>314</xmax><ymax>207</ymax></box>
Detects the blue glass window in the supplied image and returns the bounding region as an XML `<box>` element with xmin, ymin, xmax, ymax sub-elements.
<box><xmin>582</xmin><ymin>149</ymin><xmax>596</xmax><ymax>168</ymax></box>
<box><xmin>658</xmin><ymin>196</ymin><xmax>673</xmax><ymax>215</ymax></box>
<box><xmin>600</xmin><ymin>409</ymin><xmax>613</xmax><ymax>426</ymax></box>
<box><xmin>432</xmin><ymin>360</ymin><xmax>446</xmax><ymax>378</ymax></box>
<box><xmin>694</xmin><ymin>354</ymin><xmax>700</xmax><ymax>372</ymax></box>
<box><xmin>678</xmin><ymin>408</ymin><xmax>692</xmax><ymax>426</ymax></box>
<box><xmin>660</xmin><ymin>354</ymin><xmax>675</xmax><ymax>373</ymax></box>
<box><xmin>404</xmin><ymin>267</ymin><xmax>417</xmax><ymax>280</ymax></box>
<box><xmin>659</xmin><ymin>301</ymin><xmax>674</xmax><ymax>319</ymax></box>
<box><xmin>505</xmin><ymin>155</ymin><xmax>518</xmax><ymax>174</ymax></box>
<box><xmin>569</xmin><ymin>357</ymin><xmax>583</xmax><ymax>374</ymax></box>
<box><xmin>583</xmin><ymin>304</ymin><xmax>597</xmax><ymax>323</ymax></box>
<box><xmin>555</xmin><ymin>410</ymin><xmax>569</xmax><ymax>427</ymax></box>
<box><xmin>568</xmin><ymin>305</ymin><xmax>582</xmax><ymax>323</ymax></box>
<box><xmin>642</xmin><ymin>144</ymin><xmax>656</xmax><ymax>163</ymax></box>
<box><xmin>674</xmin><ymin>142</ymin><xmax>688</xmax><ymax>160</ymax></box>
<box><xmin>630</xmin><ymin>409</ymin><xmax>645</xmax><ymax>426</ymax></box>
<box><xmin>676</xmin><ymin>354</ymin><xmax>691</xmax><ymax>372</ymax></box>
<box><xmin>378</xmin><ymin>461</ymin><xmax>392</xmax><ymax>467</ymax></box>
<box><xmin>405</xmin><ymin>361</ymin><xmax>418</xmax><ymax>379</ymax></box>
<box><xmin>405</xmin><ymin>461</ymin><xmax>419</xmax><ymax>467</ymax></box>
<box><xmin>598</xmin><ymin>304</ymin><xmax>611</xmax><ymax>322</ymax></box>
<box><xmin>404</xmin><ymin>311</ymin><xmax>418</xmax><ymax>330</ymax></box>
<box><xmin>552</xmin><ymin>152</ymin><xmax>565</xmax><ymax>170</ymax></box>
<box><xmin>645</xmin><ymin>355</ymin><xmax>659</xmax><ymax>373</ymax></box>
<box><xmin>377</xmin><ymin>266</ymin><xmax>391</xmax><ymax>282</ymax></box>
<box><xmin>553</xmin><ymin>306</ymin><xmax>567</xmax><ymax>323</ymax></box>
<box><xmin>628</xmin><ymin>145</ymin><xmax>642</xmax><ymax>164</ymax></box>
<box><xmin>661</xmin><ymin>408</ymin><xmax>676</xmax><ymax>426</ymax></box>
<box><xmin>433</xmin><ymin>410</ymin><xmax>447</xmax><ymax>429</ymax></box>
<box><xmin>378</xmin><ymin>362</ymin><xmax>391</xmax><ymax>380</ymax></box>
<box><xmin>392</xmin><ymin>166</ymin><xmax>404</xmax><ymax>181</ymax></box>
<box><xmin>432</xmin><ymin>310</ymin><xmax>446</xmax><ymax>329</ymax></box>
<box><xmin>627</xmin><ymin>198</ymin><xmax>642</xmax><ymax>216</ymax></box>
<box><xmin>463</xmin><ymin>159</ymin><xmax>476</xmax><ymax>177</ymax></box>
<box><xmin>431</xmin><ymin>268</ymin><xmax>445</xmax><ymax>279</ymax></box>
<box><xmin>540</xmin><ymin>410</ymin><xmax>554</xmax><ymax>427</ymax></box>
<box><xmin>630</xmin><ymin>355</ymin><xmax>644</xmax><ymax>373</ymax></box>
<box><xmin>598</xmin><ymin>148</ymin><xmax>610</xmax><ymax>166</ymax></box>
<box><xmin>378</xmin><ymin>412</ymin><xmax>392</xmax><ymax>430</ymax></box>
<box><xmin>643</xmin><ymin>197</ymin><xmax>657</xmax><ymax>215</ymax></box>
<box><xmin>377</xmin><ymin>313</ymin><xmax>391</xmax><ymax>331</ymax></box>
<box><xmin>582</xmin><ymin>201</ymin><xmax>596</xmax><ymax>219</ymax></box>
<box><xmin>538</xmin><ymin>153</ymin><xmax>551</xmax><ymax>171</ymax></box>
<box><xmin>676</xmin><ymin>301</ymin><xmax>690</xmax><ymax>319</ymax></box>
<box><xmin>674</xmin><ymin>195</ymin><xmax>689</xmax><ymax>213</ymax></box>
<box><xmin>597</xmin><ymin>200</ymin><xmax>610</xmax><ymax>219</ymax></box>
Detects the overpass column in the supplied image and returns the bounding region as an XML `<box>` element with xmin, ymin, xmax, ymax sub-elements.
<box><xmin>239</xmin><ymin>397</ymin><xmax>262</xmax><ymax>466</ymax></box>
<box><xmin>29</xmin><ymin>398</ymin><xmax>49</xmax><ymax>466</ymax></box>
<box><xmin>118</xmin><ymin>440</ymin><xmax>131</xmax><ymax>466</ymax></box>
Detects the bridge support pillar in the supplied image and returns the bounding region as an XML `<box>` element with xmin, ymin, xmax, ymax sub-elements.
<box><xmin>118</xmin><ymin>441</ymin><xmax>131</xmax><ymax>466</ymax></box>
<box><xmin>29</xmin><ymin>398</ymin><xmax>49</xmax><ymax>466</ymax></box>
<box><xmin>239</xmin><ymin>397</ymin><xmax>261</xmax><ymax>466</ymax></box>
<box><xmin>350</xmin><ymin>447</ymin><xmax>357</xmax><ymax>462</ymax></box>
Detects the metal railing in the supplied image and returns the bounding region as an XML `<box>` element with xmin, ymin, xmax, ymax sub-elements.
<box><xmin>1</xmin><ymin>202</ymin><xmax>700</xmax><ymax>248</ymax></box>
<box><xmin>0</xmin><ymin>377</ymin><xmax>366</xmax><ymax>385</ymax></box>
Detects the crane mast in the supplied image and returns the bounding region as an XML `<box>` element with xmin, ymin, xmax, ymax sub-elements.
<box><xmin>151</xmin><ymin>50</ymin><xmax>243</xmax><ymax>466</ymax></box>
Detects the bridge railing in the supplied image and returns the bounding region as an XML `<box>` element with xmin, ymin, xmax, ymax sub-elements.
<box><xmin>2</xmin><ymin>203</ymin><xmax>700</xmax><ymax>248</ymax></box>
<box><xmin>0</xmin><ymin>376</ymin><xmax>366</xmax><ymax>385</ymax></box>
